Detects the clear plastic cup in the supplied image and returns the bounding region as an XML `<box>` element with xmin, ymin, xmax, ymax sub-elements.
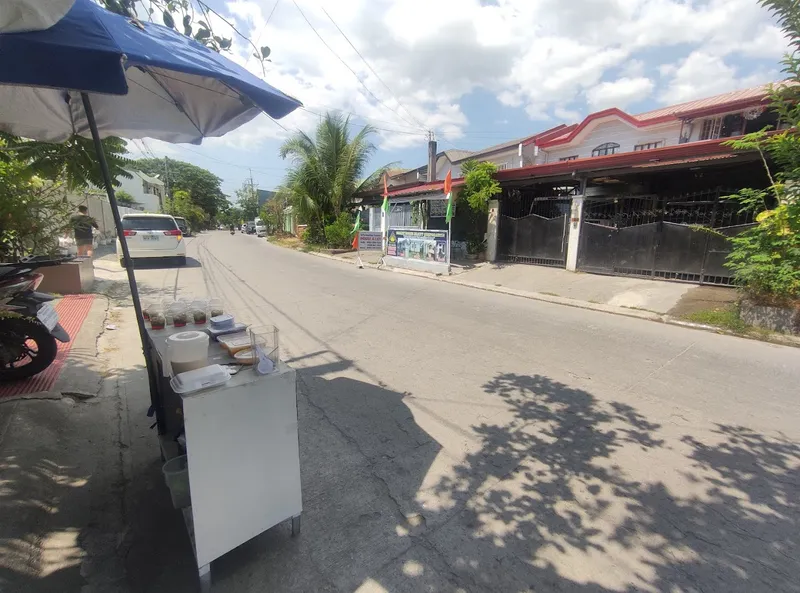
<box><xmin>208</xmin><ymin>298</ymin><xmax>224</xmax><ymax>319</ymax></box>
<box><xmin>170</xmin><ymin>302</ymin><xmax>190</xmax><ymax>328</ymax></box>
<box><xmin>249</xmin><ymin>325</ymin><xmax>279</xmax><ymax>375</ymax></box>
<box><xmin>191</xmin><ymin>299</ymin><xmax>208</xmax><ymax>325</ymax></box>
<box><xmin>148</xmin><ymin>305</ymin><xmax>166</xmax><ymax>330</ymax></box>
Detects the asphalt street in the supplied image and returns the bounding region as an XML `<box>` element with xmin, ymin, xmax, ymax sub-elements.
<box><xmin>118</xmin><ymin>231</ymin><xmax>800</xmax><ymax>592</ymax></box>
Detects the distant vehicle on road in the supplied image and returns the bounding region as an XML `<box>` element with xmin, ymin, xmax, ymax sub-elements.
<box><xmin>173</xmin><ymin>216</ymin><xmax>191</xmax><ymax>237</ymax></box>
<box><xmin>116</xmin><ymin>213</ymin><xmax>186</xmax><ymax>267</ymax></box>
<box><xmin>255</xmin><ymin>218</ymin><xmax>267</xmax><ymax>237</ymax></box>
<box><xmin>245</xmin><ymin>221</ymin><xmax>256</xmax><ymax>235</ymax></box>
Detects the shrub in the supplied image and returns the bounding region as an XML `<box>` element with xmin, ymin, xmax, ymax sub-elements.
<box><xmin>301</xmin><ymin>220</ymin><xmax>325</xmax><ymax>245</ymax></box>
<box><xmin>323</xmin><ymin>212</ymin><xmax>354</xmax><ymax>249</ymax></box>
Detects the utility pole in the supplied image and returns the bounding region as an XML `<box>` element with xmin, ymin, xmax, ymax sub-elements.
<box><xmin>163</xmin><ymin>157</ymin><xmax>169</xmax><ymax>213</ymax></box>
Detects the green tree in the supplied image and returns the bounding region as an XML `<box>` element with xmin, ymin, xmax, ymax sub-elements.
<box><xmin>164</xmin><ymin>189</ymin><xmax>207</xmax><ymax>230</ymax></box>
<box><xmin>135</xmin><ymin>158</ymin><xmax>225</xmax><ymax>218</ymax></box>
<box><xmin>459</xmin><ymin>160</ymin><xmax>501</xmax><ymax>213</ymax></box>
<box><xmin>259</xmin><ymin>188</ymin><xmax>289</xmax><ymax>233</ymax></box>
<box><xmin>279</xmin><ymin>112</ymin><xmax>390</xmax><ymax>244</ymax></box>
<box><xmin>0</xmin><ymin>146</ymin><xmax>72</xmax><ymax>261</ymax></box>
<box><xmin>0</xmin><ymin>133</ymin><xmax>132</xmax><ymax>190</ymax></box>
<box><xmin>236</xmin><ymin>181</ymin><xmax>260</xmax><ymax>220</ymax></box>
<box><xmin>115</xmin><ymin>189</ymin><xmax>139</xmax><ymax>207</ymax></box>
<box><xmin>719</xmin><ymin>0</ymin><xmax>800</xmax><ymax>301</ymax></box>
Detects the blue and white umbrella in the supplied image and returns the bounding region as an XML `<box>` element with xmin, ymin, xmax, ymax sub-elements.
<box><xmin>0</xmin><ymin>0</ymin><xmax>301</xmax><ymax>143</ymax></box>
<box><xmin>0</xmin><ymin>0</ymin><xmax>301</xmax><ymax>394</ymax></box>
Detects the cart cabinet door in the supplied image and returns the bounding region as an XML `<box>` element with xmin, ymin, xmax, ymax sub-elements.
<box><xmin>183</xmin><ymin>367</ymin><xmax>301</xmax><ymax>567</ymax></box>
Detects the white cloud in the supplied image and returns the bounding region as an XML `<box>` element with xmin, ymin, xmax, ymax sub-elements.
<box><xmin>659</xmin><ymin>51</ymin><xmax>779</xmax><ymax>104</ymax></box>
<box><xmin>586</xmin><ymin>77</ymin><xmax>654</xmax><ymax>110</ymax></box>
<box><xmin>138</xmin><ymin>0</ymin><xmax>789</xmax><ymax>156</ymax></box>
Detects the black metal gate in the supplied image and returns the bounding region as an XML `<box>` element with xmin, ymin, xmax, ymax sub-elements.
<box><xmin>577</xmin><ymin>189</ymin><xmax>755</xmax><ymax>285</ymax></box>
<box><xmin>498</xmin><ymin>189</ymin><xmax>572</xmax><ymax>267</ymax></box>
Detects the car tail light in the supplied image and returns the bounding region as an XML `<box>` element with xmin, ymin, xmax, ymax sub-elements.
<box><xmin>123</xmin><ymin>230</ymin><xmax>137</xmax><ymax>237</ymax></box>
<box><xmin>163</xmin><ymin>229</ymin><xmax>182</xmax><ymax>237</ymax></box>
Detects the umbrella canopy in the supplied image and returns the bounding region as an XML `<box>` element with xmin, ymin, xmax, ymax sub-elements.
<box><xmin>0</xmin><ymin>0</ymin><xmax>301</xmax><ymax>143</ymax></box>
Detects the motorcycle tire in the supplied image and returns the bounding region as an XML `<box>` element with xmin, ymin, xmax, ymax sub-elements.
<box><xmin>0</xmin><ymin>316</ymin><xmax>59</xmax><ymax>381</ymax></box>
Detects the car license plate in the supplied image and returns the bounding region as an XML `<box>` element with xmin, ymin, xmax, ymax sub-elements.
<box><xmin>143</xmin><ymin>234</ymin><xmax>160</xmax><ymax>242</ymax></box>
<box><xmin>37</xmin><ymin>302</ymin><xmax>59</xmax><ymax>331</ymax></box>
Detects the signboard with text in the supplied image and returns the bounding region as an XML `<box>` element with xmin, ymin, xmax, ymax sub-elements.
<box><xmin>358</xmin><ymin>231</ymin><xmax>382</xmax><ymax>252</ymax></box>
<box><xmin>386</xmin><ymin>228</ymin><xmax>448</xmax><ymax>263</ymax></box>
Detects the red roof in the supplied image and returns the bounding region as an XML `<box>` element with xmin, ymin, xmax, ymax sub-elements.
<box><xmin>536</xmin><ymin>82</ymin><xmax>785</xmax><ymax>149</ymax></box>
<box><xmin>387</xmin><ymin>177</ymin><xmax>464</xmax><ymax>198</ymax></box>
<box><xmin>495</xmin><ymin>138</ymin><xmax>739</xmax><ymax>182</ymax></box>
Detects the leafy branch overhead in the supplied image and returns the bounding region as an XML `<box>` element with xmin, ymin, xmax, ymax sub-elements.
<box><xmin>100</xmin><ymin>0</ymin><xmax>271</xmax><ymax>74</ymax></box>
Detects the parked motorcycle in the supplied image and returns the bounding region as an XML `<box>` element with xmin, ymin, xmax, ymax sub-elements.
<box><xmin>0</xmin><ymin>256</ymin><xmax>71</xmax><ymax>381</ymax></box>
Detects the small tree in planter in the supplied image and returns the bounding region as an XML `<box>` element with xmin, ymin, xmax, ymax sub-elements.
<box><xmin>458</xmin><ymin>160</ymin><xmax>501</xmax><ymax>259</ymax></box>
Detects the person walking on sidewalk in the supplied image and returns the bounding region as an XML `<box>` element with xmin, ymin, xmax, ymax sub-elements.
<box><xmin>70</xmin><ymin>205</ymin><xmax>98</xmax><ymax>257</ymax></box>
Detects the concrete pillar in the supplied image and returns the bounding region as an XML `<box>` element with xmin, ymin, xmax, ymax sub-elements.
<box><xmin>486</xmin><ymin>199</ymin><xmax>499</xmax><ymax>262</ymax></box>
<box><xmin>565</xmin><ymin>196</ymin><xmax>584</xmax><ymax>272</ymax></box>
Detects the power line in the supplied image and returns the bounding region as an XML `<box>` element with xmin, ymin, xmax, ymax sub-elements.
<box><xmin>290</xmin><ymin>0</ymin><xmax>424</xmax><ymax>132</ymax></box>
<box><xmin>298</xmin><ymin>106</ymin><xmax>426</xmax><ymax>137</ymax></box>
<box><xmin>320</xmin><ymin>7</ymin><xmax>427</xmax><ymax>131</ymax></box>
<box><xmin>255</xmin><ymin>0</ymin><xmax>281</xmax><ymax>46</ymax></box>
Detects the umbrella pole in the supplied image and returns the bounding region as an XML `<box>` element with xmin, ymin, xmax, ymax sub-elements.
<box><xmin>80</xmin><ymin>93</ymin><xmax>159</xmax><ymax>406</ymax></box>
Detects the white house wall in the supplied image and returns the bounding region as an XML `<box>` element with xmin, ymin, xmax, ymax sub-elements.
<box><xmin>451</xmin><ymin>147</ymin><xmax>520</xmax><ymax>177</ymax></box>
<box><xmin>537</xmin><ymin>120</ymin><xmax>683</xmax><ymax>163</ymax></box>
<box><xmin>117</xmin><ymin>171</ymin><xmax>163</xmax><ymax>212</ymax></box>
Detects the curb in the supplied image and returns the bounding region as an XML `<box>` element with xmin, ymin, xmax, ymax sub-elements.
<box><xmin>290</xmin><ymin>246</ymin><xmax>800</xmax><ymax>347</ymax></box>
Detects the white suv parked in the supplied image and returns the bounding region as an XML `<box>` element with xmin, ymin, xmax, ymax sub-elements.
<box><xmin>116</xmin><ymin>213</ymin><xmax>186</xmax><ymax>267</ymax></box>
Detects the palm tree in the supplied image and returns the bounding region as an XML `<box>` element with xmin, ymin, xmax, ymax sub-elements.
<box><xmin>279</xmin><ymin>113</ymin><xmax>390</xmax><ymax>238</ymax></box>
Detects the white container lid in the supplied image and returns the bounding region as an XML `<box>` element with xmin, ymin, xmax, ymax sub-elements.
<box><xmin>166</xmin><ymin>331</ymin><xmax>209</xmax><ymax>362</ymax></box>
<box><xmin>170</xmin><ymin>364</ymin><xmax>231</xmax><ymax>394</ymax></box>
<box><xmin>210</xmin><ymin>313</ymin><xmax>234</xmax><ymax>328</ymax></box>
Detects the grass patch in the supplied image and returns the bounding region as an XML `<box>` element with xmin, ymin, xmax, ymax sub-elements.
<box><xmin>682</xmin><ymin>305</ymin><xmax>750</xmax><ymax>333</ymax></box>
<box><xmin>268</xmin><ymin>235</ymin><xmax>303</xmax><ymax>249</ymax></box>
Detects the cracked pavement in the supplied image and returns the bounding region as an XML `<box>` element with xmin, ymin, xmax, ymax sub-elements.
<box><xmin>2</xmin><ymin>231</ymin><xmax>799</xmax><ymax>593</ymax></box>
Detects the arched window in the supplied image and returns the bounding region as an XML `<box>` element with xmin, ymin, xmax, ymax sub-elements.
<box><xmin>592</xmin><ymin>142</ymin><xmax>620</xmax><ymax>157</ymax></box>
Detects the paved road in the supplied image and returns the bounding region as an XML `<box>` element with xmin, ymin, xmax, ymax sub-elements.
<box><xmin>128</xmin><ymin>231</ymin><xmax>799</xmax><ymax>593</ymax></box>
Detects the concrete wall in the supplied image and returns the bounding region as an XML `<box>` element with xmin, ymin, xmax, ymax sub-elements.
<box><xmin>451</xmin><ymin>146</ymin><xmax>521</xmax><ymax>177</ymax></box>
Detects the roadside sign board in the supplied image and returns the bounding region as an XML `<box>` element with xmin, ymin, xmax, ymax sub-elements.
<box><xmin>358</xmin><ymin>231</ymin><xmax>382</xmax><ymax>252</ymax></box>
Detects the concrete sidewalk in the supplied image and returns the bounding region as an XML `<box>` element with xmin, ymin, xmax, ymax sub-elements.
<box><xmin>308</xmin><ymin>249</ymin><xmax>718</xmax><ymax>316</ymax></box>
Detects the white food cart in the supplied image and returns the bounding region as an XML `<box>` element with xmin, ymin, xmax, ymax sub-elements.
<box><xmin>145</xmin><ymin>326</ymin><xmax>302</xmax><ymax>590</ymax></box>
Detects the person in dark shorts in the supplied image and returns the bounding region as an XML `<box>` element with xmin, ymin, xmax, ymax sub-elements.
<box><xmin>69</xmin><ymin>205</ymin><xmax>98</xmax><ymax>257</ymax></box>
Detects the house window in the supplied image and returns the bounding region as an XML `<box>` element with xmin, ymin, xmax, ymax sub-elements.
<box><xmin>634</xmin><ymin>141</ymin><xmax>663</xmax><ymax>151</ymax></box>
<box><xmin>496</xmin><ymin>162</ymin><xmax>510</xmax><ymax>170</ymax></box>
<box><xmin>700</xmin><ymin>114</ymin><xmax>745</xmax><ymax>140</ymax></box>
<box><xmin>591</xmin><ymin>142</ymin><xmax>620</xmax><ymax>157</ymax></box>
<box><xmin>559</xmin><ymin>155</ymin><xmax>578</xmax><ymax>162</ymax></box>
<box><xmin>700</xmin><ymin>117</ymin><xmax>722</xmax><ymax>140</ymax></box>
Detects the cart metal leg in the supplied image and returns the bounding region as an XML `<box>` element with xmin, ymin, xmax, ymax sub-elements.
<box><xmin>291</xmin><ymin>514</ymin><xmax>301</xmax><ymax>536</ymax></box>
<box><xmin>198</xmin><ymin>563</ymin><xmax>211</xmax><ymax>592</ymax></box>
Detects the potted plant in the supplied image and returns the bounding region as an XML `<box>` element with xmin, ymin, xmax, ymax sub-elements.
<box><xmin>466</xmin><ymin>235</ymin><xmax>487</xmax><ymax>261</ymax></box>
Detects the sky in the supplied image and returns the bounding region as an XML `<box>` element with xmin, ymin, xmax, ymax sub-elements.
<box><xmin>125</xmin><ymin>0</ymin><xmax>790</xmax><ymax>199</ymax></box>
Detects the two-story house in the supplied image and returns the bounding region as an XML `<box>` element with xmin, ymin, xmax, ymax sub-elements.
<box><xmin>116</xmin><ymin>168</ymin><xmax>165</xmax><ymax>212</ymax></box>
<box><xmin>492</xmin><ymin>83</ymin><xmax>787</xmax><ymax>284</ymax></box>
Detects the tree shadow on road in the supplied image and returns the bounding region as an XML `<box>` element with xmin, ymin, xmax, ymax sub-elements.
<box><xmin>419</xmin><ymin>372</ymin><xmax>799</xmax><ymax>593</ymax></box>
